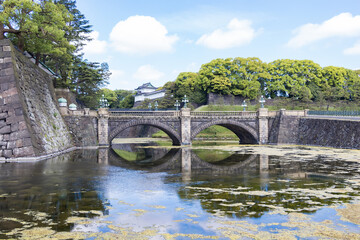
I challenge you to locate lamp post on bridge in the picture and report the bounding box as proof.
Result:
[99,94,109,108]
[148,102,152,111]
[242,100,247,112]
[259,95,265,108]
[174,99,180,111]
[182,95,189,108]
[154,101,158,111]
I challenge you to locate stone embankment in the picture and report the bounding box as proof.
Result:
[0,39,73,158]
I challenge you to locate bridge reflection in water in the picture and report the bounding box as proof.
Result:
[107,143,271,181]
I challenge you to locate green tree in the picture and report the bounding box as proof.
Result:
[0,0,73,64]
[100,88,117,108]
[230,57,263,99]
[118,94,134,108]
[266,59,323,100]
[174,72,207,104]
[48,0,92,87]
[71,58,110,108]
[198,58,232,95]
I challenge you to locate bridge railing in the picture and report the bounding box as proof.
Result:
[191,111,257,117]
[307,110,360,116]
[109,110,180,117]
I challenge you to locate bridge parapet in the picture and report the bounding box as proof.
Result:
[109,110,180,118]
[191,111,257,118]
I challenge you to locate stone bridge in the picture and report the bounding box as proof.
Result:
[62,106,360,149]
[97,108,272,146]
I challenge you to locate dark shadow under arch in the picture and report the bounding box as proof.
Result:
[191,120,258,144]
[109,119,181,145]
[108,147,181,172]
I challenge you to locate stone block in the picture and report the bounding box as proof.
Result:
[0,58,3,63]
[3,134,9,141]
[3,149,12,158]
[0,68,14,77]
[22,137,32,146]
[1,62,13,69]
[16,139,23,148]
[10,130,30,141]
[11,122,19,131]
[4,95,21,105]
[0,141,7,146]
[0,39,11,46]
[13,146,35,157]
[3,46,11,52]
[7,141,16,149]
[0,51,12,58]
[14,108,23,116]
[0,75,15,83]
[18,121,27,130]
[0,113,7,119]
[4,57,12,63]
[2,87,18,98]
[6,116,20,124]
[0,125,11,134]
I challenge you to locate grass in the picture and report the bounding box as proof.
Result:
[112,149,145,161]
[152,126,238,140]
[195,98,360,111]
[192,149,233,162]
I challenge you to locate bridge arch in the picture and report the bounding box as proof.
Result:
[108,148,181,172]
[191,151,258,173]
[191,120,258,144]
[109,119,181,145]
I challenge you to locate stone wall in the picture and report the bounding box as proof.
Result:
[276,116,300,144]
[0,39,73,158]
[207,92,245,105]
[64,116,98,147]
[298,118,360,149]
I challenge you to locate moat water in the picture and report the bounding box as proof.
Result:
[1,139,360,239]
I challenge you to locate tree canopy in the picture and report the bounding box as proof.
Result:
[0,0,111,108]
[175,57,360,103]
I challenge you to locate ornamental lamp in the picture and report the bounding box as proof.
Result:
[259,95,265,108]
[174,100,180,111]
[99,94,109,108]
[69,103,77,111]
[58,97,67,107]
[241,100,247,111]
[154,101,158,111]
[182,95,189,108]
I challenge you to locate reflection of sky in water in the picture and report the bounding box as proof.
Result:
[1,143,360,239]
[75,168,221,236]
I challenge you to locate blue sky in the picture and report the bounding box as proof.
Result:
[76,0,360,90]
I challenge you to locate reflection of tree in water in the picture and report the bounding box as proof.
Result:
[111,143,169,162]
[0,149,108,237]
[109,143,181,172]
[177,153,359,220]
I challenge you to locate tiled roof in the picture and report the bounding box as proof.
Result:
[135,82,157,90]
[135,89,166,96]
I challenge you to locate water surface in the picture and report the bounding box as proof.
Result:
[0,141,360,239]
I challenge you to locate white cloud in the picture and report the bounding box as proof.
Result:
[344,40,360,55]
[133,65,165,81]
[82,31,107,54]
[107,69,127,89]
[110,15,178,55]
[287,13,360,48]
[110,69,125,79]
[196,18,258,49]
